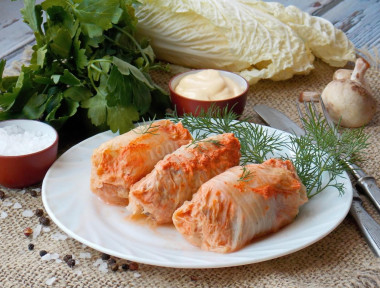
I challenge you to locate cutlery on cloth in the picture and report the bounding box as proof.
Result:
[317,97,380,213]
[253,104,380,257]
[254,101,380,213]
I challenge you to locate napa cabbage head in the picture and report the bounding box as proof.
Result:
[134,0,355,84]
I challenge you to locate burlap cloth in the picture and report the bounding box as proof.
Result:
[1,59,380,288]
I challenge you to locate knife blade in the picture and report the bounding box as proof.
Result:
[253,104,305,137]
[253,104,380,257]
[254,104,380,213]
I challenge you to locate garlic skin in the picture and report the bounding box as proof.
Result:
[321,58,377,128]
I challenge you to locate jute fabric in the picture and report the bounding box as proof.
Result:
[1,59,380,288]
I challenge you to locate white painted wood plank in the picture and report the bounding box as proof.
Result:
[0,0,379,64]
[0,0,35,59]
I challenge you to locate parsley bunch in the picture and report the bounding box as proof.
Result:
[0,0,170,133]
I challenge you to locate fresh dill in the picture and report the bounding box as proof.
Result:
[238,166,254,182]
[134,117,160,135]
[187,138,223,149]
[167,105,369,199]
[291,106,369,198]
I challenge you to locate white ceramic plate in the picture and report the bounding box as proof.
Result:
[42,125,352,269]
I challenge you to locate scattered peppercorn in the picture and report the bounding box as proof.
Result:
[121,263,129,271]
[190,276,199,281]
[101,253,110,261]
[28,243,35,251]
[129,262,139,271]
[34,208,44,217]
[39,250,48,257]
[29,190,38,197]
[39,216,50,226]
[111,264,119,272]
[108,258,116,265]
[63,254,72,263]
[23,227,33,237]
[0,190,5,200]
[67,259,76,268]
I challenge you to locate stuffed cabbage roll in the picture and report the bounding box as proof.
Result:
[128,133,241,224]
[173,159,308,253]
[90,120,192,205]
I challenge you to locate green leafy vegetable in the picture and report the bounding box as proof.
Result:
[0,0,170,133]
[169,106,369,198]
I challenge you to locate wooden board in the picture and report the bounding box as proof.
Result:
[0,0,379,65]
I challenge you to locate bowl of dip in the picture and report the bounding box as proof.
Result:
[169,69,249,116]
[0,119,58,188]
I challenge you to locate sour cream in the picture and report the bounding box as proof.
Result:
[175,69,244,101]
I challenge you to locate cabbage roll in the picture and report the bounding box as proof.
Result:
[128,133,241,224]
[90,120,192,205]
[173,159,308,253]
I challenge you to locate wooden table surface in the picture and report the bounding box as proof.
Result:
[1,0,379,64]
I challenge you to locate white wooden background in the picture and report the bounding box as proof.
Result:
[1,0,379,65]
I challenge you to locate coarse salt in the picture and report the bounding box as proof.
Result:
[33,224,42,239]
[0,125,54,156]
[93,259,104,267]
[45,277,56,286]
[134,272,141,278]
[99,262,108,273]
[2,200,12,207]
[79,252,91,259]
[73,270,83,276]
[0,211,7,219]
[22,209,34,217]
[51,232,68,241]
[13,202,22,209]
[42,227,51,232]
[41,253,52,261]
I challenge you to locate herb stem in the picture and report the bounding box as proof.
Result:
[113,25,149,69]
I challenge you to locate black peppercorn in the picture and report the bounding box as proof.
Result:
[39,216,50,226]
[35,208,43,217]
[28,243,34,251]
[121,263,129,271]
[108,258,116,265]
[67,259,76,268]
[29,190,37,197]
[39,250,48,257]
[63,254,72,263]
[110,264,119,272]
[101,253,110,261]
[0,190,5,200]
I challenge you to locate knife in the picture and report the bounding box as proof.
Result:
[254,104,380,213]
[254,104,380,257]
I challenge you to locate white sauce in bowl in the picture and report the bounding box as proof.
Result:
[175,69,244,101]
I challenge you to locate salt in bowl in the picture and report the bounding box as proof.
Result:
[0,119,58,188]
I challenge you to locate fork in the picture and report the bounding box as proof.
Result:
[297,93,380,257]
[298,92,380,214]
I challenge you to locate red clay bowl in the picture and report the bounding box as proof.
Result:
[0,119,58,188]
[169,69,249,117]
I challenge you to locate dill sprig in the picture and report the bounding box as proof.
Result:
[187,138,223,149]
[134,117,160,135]
[167,106,369,198]
[292,107,369,198]
[238,166,254,182]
